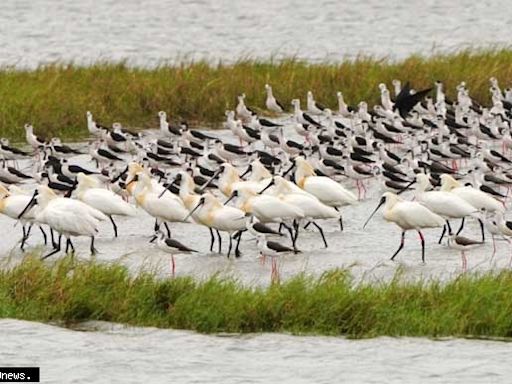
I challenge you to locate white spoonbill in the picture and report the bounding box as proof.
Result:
[413,173,479,243]
[290,156,357,230]
[0,184,44,249]
[259,176,340,248]
[128,171,189,236]
[185,193,247,257]
[75,173,137,237]
[440,174,504,241]
[18,185,107,259]
[225,187,304,250]
[363,192,445,263]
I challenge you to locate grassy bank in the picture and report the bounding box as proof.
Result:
[1,256,512,338]
[2,49,512,141]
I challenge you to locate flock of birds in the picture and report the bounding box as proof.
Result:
[2,77,512,278]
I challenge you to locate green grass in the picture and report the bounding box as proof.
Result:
[1,255,512,338]
[2,49,512,141]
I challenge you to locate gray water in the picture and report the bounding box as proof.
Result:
[1,319,510,384]
[1,0,511,68]
[0,128,507,286]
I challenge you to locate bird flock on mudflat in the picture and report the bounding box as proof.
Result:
[3,77,512,278]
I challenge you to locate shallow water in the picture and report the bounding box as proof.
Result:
[2,0,512,68]
[1,319,510,384]
[0,127,508,286]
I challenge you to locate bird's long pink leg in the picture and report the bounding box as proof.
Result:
[462,251,467,272]
[492,234,496,258]
[361,180,367,200]
[356,181,361,200]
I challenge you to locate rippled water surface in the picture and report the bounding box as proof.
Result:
[1,319,511,384]
[1,0,512,67]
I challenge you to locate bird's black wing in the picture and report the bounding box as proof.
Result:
[267,241,295,253]
[164,238,197,252]
[395,85,433,117]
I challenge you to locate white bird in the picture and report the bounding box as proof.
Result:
[413,173,479,243]
[0,184,44,249]
[24,124,46,150]
[75,173,137,237]
[364,192,445,262]
[225,187,304,249]
[86,111,109,137]
[265,84,285,114]
[185,192,247,257]
[18,185,107,259]
[440,174,504,241]
[307,91,325,115]
[260,176,340,247]
[128,171,189,236]
[292,156,357,230]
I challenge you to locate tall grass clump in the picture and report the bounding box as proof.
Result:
[2,49,512,141]
[1,256,512,338]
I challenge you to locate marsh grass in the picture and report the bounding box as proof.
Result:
[2,49,512,141]
[1,255,512,338]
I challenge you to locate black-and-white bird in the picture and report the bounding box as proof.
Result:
[447,234,483,272]
[150,231,197,277]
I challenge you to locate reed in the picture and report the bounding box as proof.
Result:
[1,49,512,141]
[1,255,512,338]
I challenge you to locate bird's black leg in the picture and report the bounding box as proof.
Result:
[50,229,58,249]
[164,222,171,238]
[154,219,159,232]
[39,226,47,245]
[334,207,343,231]
[312,221,328,248]
[216,230,222,254]
[278,223,284,234]
[456,217,465,235]
[65,238,71,253]
[304,221,312,230]
[42,237,61,260]
[109,215,118,237]
[438,225,447,244]
[391,231,406,261]
[478,218,485,242]
[293,220,300,243]
[227,235,233,258]
[20,225,27,250]
[283,224,296,248]
[446,220,452,235]
[418,230,426,263]
[90,236,98,255]
[234,230,245,258]
[209,228,215,252]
